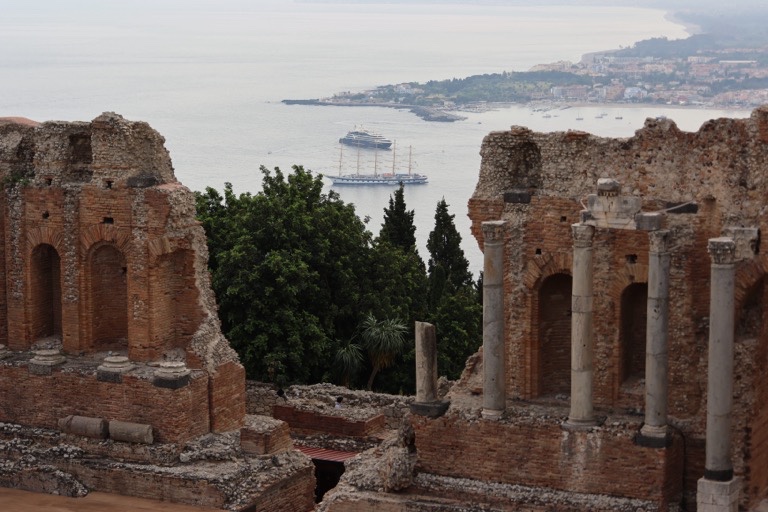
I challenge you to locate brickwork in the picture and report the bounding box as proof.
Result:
[463,108,768,510]
[0,363,210,443]
[274,404,387,437]
[0,114,264,509]
[412,413,683,507]
[0,113,244,438]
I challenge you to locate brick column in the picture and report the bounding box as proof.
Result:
[481,220,506,420]
[697,237,740,512]
[567,223,596,427]
[640,230,671,443]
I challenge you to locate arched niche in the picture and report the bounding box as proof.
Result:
[538,273,572,397]
[89,243,128,351]
[620,282,648,385]
[30,244,62,340]
[150,248,202,354]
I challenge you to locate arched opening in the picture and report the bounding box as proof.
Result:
[90,244,128,351]
[538,273,572,397]
[30,244,62,340]
[620,282,648,385]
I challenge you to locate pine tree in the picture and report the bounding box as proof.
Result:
[427,198,473,302]
[379,184,417,251]
[426,199,481,379]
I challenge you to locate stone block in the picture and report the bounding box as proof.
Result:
[697,477,740,511]
[240,415,293,455]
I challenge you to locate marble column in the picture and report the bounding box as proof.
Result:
[641,230,671,440]
[482,220,506,420]
[415,321,438,403]
[705,237,737,480]
[567,223,596,427]
[697,237,740,512]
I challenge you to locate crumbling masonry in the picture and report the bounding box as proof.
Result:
[317,107,768,511]
[0,113,315,511]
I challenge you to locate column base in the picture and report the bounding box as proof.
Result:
[562,416,602,431]
[697,476,740,512]
[636,424,672,448]
[481,408,503,420]
[410,401,450,418]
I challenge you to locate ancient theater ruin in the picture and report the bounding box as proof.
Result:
[314,107,768,512]
[0,113,315,511]
[4,107,768,512]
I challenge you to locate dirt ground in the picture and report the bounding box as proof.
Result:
[0,488,222,512]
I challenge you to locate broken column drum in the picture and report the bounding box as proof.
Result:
[482,220,506,419]
[415,321,438,403]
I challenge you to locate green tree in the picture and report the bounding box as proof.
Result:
[379,184,417,251]
[426,198,473,307]
[431,285,482,379]
[426,198,482,381]
[195,166,373,385]
[359,314,408,390]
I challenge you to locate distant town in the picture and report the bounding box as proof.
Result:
[285,29,768,122]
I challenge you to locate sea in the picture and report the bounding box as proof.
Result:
[0,0,751,275]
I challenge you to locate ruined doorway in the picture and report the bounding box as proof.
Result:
[296,446,356,503]
[30,244,62,340]
[538,273,572,396]
[620,283,647,384]
[90,244,128,351]
[313,459,345,502]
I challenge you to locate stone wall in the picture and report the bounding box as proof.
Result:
[0,113,245,442]
[463,107,768,509]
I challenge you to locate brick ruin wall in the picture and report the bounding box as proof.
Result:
[0,113,245,443]
[455,106,768,509]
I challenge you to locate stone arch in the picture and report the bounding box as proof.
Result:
[81,224,133,259]
[29,244,62,341]
[27,226,65,255]
[536,272,573,397]
[619,282,648,384]
[87,242,128,351]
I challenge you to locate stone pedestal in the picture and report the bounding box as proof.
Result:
[97,355,134,383]
[567,223,596,427]
[640,230,671,442]
[29,348,66,375]
[704,237,736,482]
[697,477,741,512]
[153,361,191,389]
[481,220,506,419]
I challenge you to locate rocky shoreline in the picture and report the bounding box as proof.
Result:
[282,99,466,122]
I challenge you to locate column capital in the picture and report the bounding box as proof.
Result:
[572,223,595,248]
[482,220,506,243]
[649,229,671,254]
[708,237,736,265]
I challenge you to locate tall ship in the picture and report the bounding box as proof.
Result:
[329,143,427,186]
[338,127,393,150]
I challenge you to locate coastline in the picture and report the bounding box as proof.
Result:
[663,9,701,37]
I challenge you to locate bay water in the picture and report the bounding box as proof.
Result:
[0,0,748,273]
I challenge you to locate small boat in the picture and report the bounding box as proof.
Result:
[338,127,392,150]
[615,116,623,120]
